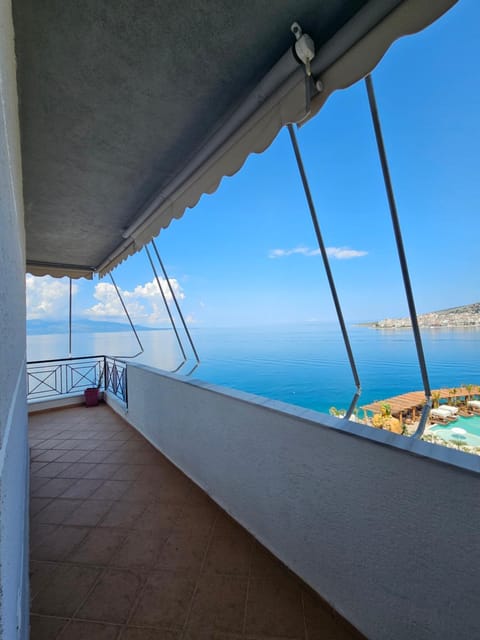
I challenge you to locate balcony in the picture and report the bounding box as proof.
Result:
[27,358,479,639]
[29,403,360,639]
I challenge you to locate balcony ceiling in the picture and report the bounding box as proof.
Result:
[13,0,456,278]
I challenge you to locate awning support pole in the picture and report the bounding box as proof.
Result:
[287,123,361,419]
[145,245,188,368]
[365,74,431,437]
[151,239,200,367]
[108,273,144,358]
[68,278,72,357]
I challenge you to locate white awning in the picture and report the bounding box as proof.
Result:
[21,0,457,279]
[96,0,456,277]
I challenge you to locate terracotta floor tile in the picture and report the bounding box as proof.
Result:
[31,449,65,463]
[84,463,121,479]
[59,478,104,499]
[31,525,89,562]
[212,514,242,537]
[156,530,210,574]
[70,440,101,451]
[101,450,134,464]
[32,564,100,617]
[30,461,48,475]
[119,627,179,640]
[32,498,82,525]
[91,441,123,452]
[34,439,64,450]
[204,528,253,576]
[30,561,59,600]
[182,631,244,640]
[68,528,126,565]
[250,543,289,579]
[134,503,180,532]
[30,497,53,517]
[57,620,120,639]
[79,449,112,463]
[154,483,192,505]
[120,440,154,452]
[57,462,98,479]
[245,576,304,638]
[303,590,359,640]
[29,405,359,640]
[30,476,51,494]
[76,568,142,624]
[112,529,169,571]
[32,478,76,499]
[130,570,196,630]
[121,482,160,503]
[30,614,68,639]
[62,499,114,527]
[99,500,148,529]
[185,574,248,636]
[127,451,161,465]
[137,465,174,484]
[51,440,84,451]
[54,449,89,463]
[175,505,219,534]
[30,523,58,549]
[70,430,101,440]
[111,465,144,481]
[90,480,132,500]
[33,461,74,478]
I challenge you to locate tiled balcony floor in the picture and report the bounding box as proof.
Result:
[29,403,362,640]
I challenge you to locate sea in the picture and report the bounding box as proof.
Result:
[27,324,480,415]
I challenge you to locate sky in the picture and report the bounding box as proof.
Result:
[27,0,479,328]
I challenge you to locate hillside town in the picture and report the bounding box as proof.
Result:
[367,302,480,329]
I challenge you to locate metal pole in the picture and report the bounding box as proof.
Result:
[108,273,144,358]
[68,277,72,357]
[364,74,432,437]
[103,355,107,392]
[145,245,188,363]
[151,239,200,365]
[287,123,361,419]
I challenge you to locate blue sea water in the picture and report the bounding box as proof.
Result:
[27,323,480,415]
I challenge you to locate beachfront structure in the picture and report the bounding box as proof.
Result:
[362,386,477,424]
[1,2,478,639]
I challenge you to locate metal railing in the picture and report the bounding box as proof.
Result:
[27,355,128,405]
[104,357,128,404]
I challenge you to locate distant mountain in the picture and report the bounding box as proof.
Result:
[365,302,480,329]
[27,319,164,335]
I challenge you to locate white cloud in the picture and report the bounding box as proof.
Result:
[26,274,78,319]
[326,247,368,259]
[268,246,367,260]
[84,277,185,325]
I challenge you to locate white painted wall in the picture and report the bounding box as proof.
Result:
[116,363,479,640]
[0,2,29,638]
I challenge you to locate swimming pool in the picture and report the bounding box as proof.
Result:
[430,415,480,447]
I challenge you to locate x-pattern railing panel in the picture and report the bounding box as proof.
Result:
[28,365,62,397]
[105,357,127,403]
[66,361,101,393]
[27,356,104,401]
[27,355,128,406]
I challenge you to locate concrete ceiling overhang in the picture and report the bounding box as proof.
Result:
[13,0,457,278]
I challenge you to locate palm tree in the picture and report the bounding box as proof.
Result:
[465,383,474,405]
[432,391,441,409]
[450,388,457,407]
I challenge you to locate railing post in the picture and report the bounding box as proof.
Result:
[103,356,107,392]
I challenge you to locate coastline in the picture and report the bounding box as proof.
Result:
[359,301,480,329]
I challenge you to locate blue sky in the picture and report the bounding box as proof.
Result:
[27,1,479,328]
